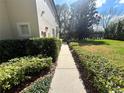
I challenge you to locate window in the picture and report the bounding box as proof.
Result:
[41,31,44,36]
[17,23,31,37]
[41,31,46,37]
[45,27,48,31]
[52,28,56,37]
[20,25,29,35]
[56,26,59,37]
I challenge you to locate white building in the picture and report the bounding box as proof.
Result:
[0,0,59,40]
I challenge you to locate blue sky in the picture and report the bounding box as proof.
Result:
[54,0,124,15]
[54,0,77,5]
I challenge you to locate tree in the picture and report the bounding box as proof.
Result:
[105,19,124,40]
[56,4,72,40]
[70,0,99,40]
[101,8,115,29]
[105,22,118,39]
[56,0,100,40]
[100,7,122,38]
[116,20,124,40]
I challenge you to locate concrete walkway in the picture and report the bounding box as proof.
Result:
[49,44,87,93]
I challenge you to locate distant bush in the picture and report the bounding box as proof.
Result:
[69,42,124,93]
[68,42,79,46]
[0,38,62,63]
[105,19,124,41]
[0,56,52,93]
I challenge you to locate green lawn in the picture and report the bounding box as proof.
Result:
[79,39,124,69]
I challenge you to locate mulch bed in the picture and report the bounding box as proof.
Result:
[6,63,57,93]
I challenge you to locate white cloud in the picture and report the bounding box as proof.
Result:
[111,15,124,22]
[96,0,106,8]
[67,0,77,4]
[119,0,124,4]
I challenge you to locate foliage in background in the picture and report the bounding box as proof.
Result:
[56,4,71,40]
[0,38,62,63]
[69,42,124,93]
[71,0,100,40]
[105,19,124,40]
[56,0,100,41]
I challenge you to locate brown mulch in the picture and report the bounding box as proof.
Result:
[6,63,57,93]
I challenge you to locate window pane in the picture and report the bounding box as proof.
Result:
[20,25,29,35]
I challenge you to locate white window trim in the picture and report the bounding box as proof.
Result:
[17,22,31,37]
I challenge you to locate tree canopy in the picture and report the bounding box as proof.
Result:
[56,0,100,40]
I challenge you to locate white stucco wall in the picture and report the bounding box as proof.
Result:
[6,0,39,39]
[0,0,58,40]
[36,0,58,38]
[0,0,12,40]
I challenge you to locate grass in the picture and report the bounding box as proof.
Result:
[79,39,124,69]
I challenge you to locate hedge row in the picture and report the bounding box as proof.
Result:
[0,38,62,63]
[20,76,52,93]
[0,56,52,93]
[69,42,124,93]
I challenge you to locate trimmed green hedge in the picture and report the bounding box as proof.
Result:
[69,42,124,93]
[20,76,52,93]
[0,56,52,93]
[0,38,62,63]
